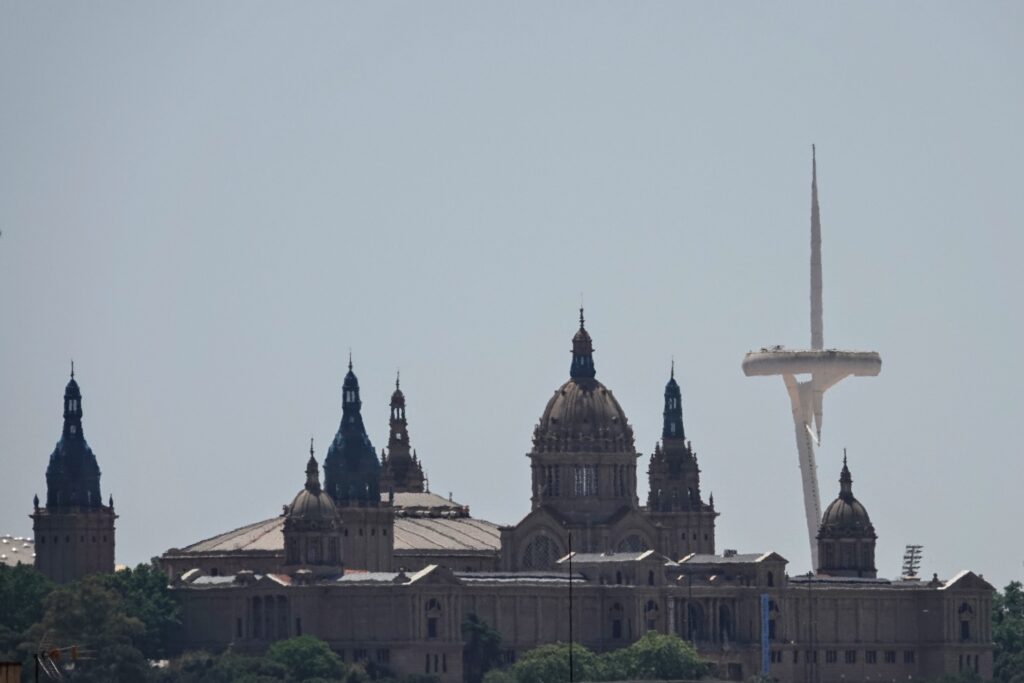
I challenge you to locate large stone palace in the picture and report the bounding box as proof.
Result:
[29,309,995,682]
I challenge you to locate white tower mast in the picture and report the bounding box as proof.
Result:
[742,148,881,571]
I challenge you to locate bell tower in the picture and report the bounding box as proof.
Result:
[32,367,117,583]
[646,362,717,557]
[380,372,425,495]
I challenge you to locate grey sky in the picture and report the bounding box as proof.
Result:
[1,2,1021,588]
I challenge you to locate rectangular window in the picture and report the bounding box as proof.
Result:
[826,650,837,664]
[885,651,896,664]
[792,651,799,664]
[295,617,302,636]
[376,649,390,663]
[236,617,243,638]
[845,650,857,664]
[428,617,438,639]
[865,650,877,664]
[353,649,367,662]
[904,651,915,664]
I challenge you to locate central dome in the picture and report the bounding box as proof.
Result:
[532,310,635,454]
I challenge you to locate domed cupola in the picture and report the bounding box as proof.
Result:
[528,309,639,523]
[323,357,381,507]
[284,440,343,574]
[46,366,103,508]
[532,309,636,455]
[816,453,877,578]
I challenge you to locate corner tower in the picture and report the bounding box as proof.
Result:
[380,373,425,495]
[646,362,717,557]
[322,357,393,571]
[31,369,116,583]
[323,357,381,507]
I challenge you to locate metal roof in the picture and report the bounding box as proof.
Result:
[169,512,500,557]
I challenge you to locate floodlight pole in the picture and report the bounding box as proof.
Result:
[568,531,574,683]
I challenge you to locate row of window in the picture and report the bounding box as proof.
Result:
[342,527,388,537]
[39,534,108,544]
[333,648,390,664]
[774,649,916,665]
[425,653,447,674]
[542,464,618,498]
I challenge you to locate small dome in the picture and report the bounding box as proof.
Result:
[818,457,875,538]
[287,448,338,524]
[287,487,337,522]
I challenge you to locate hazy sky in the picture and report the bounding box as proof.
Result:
[2,2,1021,589]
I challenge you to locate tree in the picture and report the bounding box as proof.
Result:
[265,635,345,682]
[102,562,182,659]
[610,631,712,680]
[994,581,1024,683]
[481,671,516,683]
[462,614,503,683]
[511,642,600,683]
[23,574,150,683]
[0,564,53,659]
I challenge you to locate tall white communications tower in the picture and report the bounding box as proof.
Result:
[742,147,881,570]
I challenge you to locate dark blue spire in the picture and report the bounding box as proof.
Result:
[662,361,685,440]
[323,357,381,507]
[46,371,103,508]
[570,307,596,380]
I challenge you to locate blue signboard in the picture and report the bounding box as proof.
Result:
[760,593,770,676]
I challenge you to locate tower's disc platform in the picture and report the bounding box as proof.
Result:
[742,349,881,377]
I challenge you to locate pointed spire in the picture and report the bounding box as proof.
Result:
[838,448,853,501]
[671,356,675,380]
[662,361,685,440]
[305,438,322,494]
[570,307,596,379]
[348,349,353,372]
[810,144,824,350]
[70,359,75,379]
[395,369,400,391]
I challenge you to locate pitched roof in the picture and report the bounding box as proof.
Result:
[166,513,501,557]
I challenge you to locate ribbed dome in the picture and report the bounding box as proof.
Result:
[533,377,635,454]
[286,449,338,526]
[288,488,338,522]
[818,457,875,538]
[820,496,873,533]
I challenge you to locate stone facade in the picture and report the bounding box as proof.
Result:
[163,313,996,681]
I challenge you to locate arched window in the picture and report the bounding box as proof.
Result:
[959,603,974,641]
[687,602,706,641]
[615,534,649,553]
[426,598,442,639]
[610,603,624,639]
[645,600,659,631]
[521,535,559,570]
[718,604,734,642]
